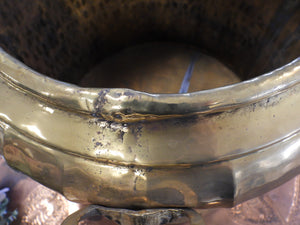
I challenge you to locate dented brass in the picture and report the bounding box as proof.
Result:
[0,47,299,209]
[0,0,299,224]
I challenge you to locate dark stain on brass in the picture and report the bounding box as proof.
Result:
[0,1,299,225]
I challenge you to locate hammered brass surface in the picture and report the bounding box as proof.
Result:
[0,0,299,212]
[0,0,299,83]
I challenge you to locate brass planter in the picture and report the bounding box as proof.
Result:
[0,0,299,223]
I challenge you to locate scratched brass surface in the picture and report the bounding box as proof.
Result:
[0,0,299,212]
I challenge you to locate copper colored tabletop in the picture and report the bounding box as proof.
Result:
[1,157,300,225]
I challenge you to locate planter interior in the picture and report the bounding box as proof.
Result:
[0,0,299,88]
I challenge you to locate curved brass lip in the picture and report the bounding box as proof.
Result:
[1,47,300,208]
[2,115,300,169]
[0,48,299,121]
[1,91,299,167]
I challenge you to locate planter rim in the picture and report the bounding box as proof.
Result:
[0,48,299,121]
[0,48,300,208]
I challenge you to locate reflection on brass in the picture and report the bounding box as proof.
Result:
[0,44,299,209]
[0,0,299,225]
[62,205,204,225]
[3,158,300,225]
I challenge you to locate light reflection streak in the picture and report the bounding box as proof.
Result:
[282,138,300,160]
[99,163,129,177]
[39,104,55,114]
[113,167,129,177]
[80,97,94,104]
[106,94,128,101]
[258,138,300,169]
[22,124,46,140]
[43,107,54,114]
[134,169,146,180]
[0,113,12,122]
[41,91,50,96]
[112,105,122,110]
[78,90,98,96]
[94,148,125,160]
[65,88,74,93]
[109,150,125,159]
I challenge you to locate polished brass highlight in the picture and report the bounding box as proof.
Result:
[0,47,299,209]
[0,1,299,224]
